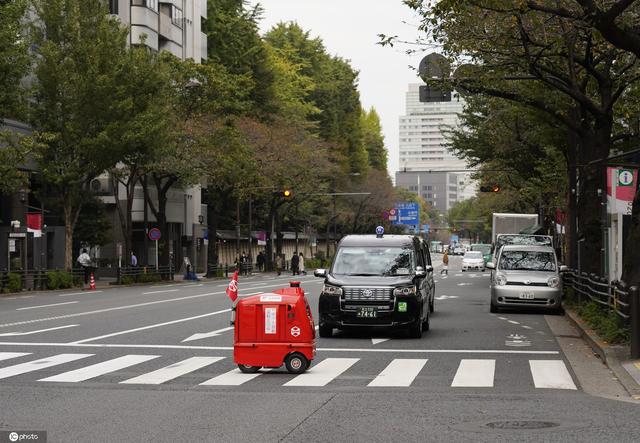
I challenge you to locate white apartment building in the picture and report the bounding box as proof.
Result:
[397,83,475,211]
[109,0,207,63]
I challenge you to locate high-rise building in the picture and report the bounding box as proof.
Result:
[110,0,207,63]
[396,84,475,211]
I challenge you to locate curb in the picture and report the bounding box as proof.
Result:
[564,308,640,398]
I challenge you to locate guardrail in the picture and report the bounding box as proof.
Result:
[563,269,640,358]
[117,265,174,285]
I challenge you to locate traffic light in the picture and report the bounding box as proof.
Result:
[273,189,293,198]
[479,185,501,193]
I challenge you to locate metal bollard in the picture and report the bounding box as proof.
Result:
[630,286,640,359]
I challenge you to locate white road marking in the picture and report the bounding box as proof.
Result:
[201,368,269,386]
[149,284,178,289]
[521,325,533,329]
[284,358,359,387]
[457,283,472,286]
[0,341,562,354]
[529,360,577,390]
[179,284,203,288]
[0,325,78,337]
[142,289,180,295]
[39,354,160,382]
[371,338,390,345]
[121,357,224,385]
[238,291,264,298]
[59,291,103,297]
[368,359,427,387]
[0,282,298,330]
[70,308,232,344]
[508,320,520,325]
[182,327,234,342]
[0,354,94,380]
[17,301,78,311]
[435,295,459,300]
[455,274,463,277]
[451,359,495,387]
[498,317,507,320]
[0,352,31,362]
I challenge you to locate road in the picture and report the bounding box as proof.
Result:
[0,255,638,442]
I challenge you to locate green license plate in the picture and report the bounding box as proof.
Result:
[356,307,378,318]
[398,302,407,312]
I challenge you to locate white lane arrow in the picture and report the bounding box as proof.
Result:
[182,326,234,343]
[371,338,390,345]
[0,324,78,337]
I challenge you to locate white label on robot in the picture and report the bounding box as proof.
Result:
[260,295,282,302]
[265,307,277,334]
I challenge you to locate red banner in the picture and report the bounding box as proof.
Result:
[26,213,42,237]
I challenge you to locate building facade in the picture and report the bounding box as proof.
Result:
[397,83,475,211]
[110,0,207,63]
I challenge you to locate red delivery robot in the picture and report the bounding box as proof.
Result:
[233,281,316,374]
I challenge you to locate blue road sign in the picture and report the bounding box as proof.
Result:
[376,226,385,236]
[148,228,161,242]
[422,224,430,233]
[392,202,420,226]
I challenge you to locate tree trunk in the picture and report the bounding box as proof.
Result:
[64,205,74,272]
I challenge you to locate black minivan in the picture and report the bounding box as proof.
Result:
[314,234,435,338]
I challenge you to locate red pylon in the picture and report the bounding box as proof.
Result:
[89,272,96,290]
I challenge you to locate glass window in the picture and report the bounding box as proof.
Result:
[172,5,183,27]
[331,247,416,276]
[144,0,158,12]
[498,251,556,271]
[464,251,483,259]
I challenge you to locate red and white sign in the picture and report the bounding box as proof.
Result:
[26,213,42,238]
[607,168,638,215]
[290,326,301,337]
[226,270,239,302]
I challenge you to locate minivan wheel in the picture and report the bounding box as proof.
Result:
[408,318,423,338]
[490,301,499,313]
[318,323,333,338]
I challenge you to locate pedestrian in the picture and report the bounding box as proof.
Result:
[77,248,92,285]
[256,251,264,272]
[130,251,138,268]
[291,252,300,275]
[299,252,306,275]
[275,254,283,276]
[441,250,449,275]
[241,251,249,276]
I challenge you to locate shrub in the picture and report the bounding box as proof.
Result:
[121,276,135,285]
[57,271,74,289]
[137,273,161,283]
[46,271,60,290]
[7,272,22,293]
[576,301,630,344]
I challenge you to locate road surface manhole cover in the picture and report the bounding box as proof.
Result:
[485,421,559,430]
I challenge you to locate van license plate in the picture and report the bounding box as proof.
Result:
[519,293,535,300]
[356,307,377,318]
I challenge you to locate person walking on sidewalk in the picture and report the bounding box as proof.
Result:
[275,253,283,276]
[77,249,92,285]
[291,252,300,275]
[299,252,306,275]
[441,250,449,275]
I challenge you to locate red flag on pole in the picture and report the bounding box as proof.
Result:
[26,213,43,238]
[226,270,239,302]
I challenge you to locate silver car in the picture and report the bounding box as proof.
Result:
[462,251,485,272]
[486,245,566,313]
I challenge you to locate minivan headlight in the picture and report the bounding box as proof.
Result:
[394,285,417,296]
[322,284,343,296]
[547,276,560,288]
[495,273,507,286]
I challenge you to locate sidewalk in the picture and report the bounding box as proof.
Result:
[564,308,640,399]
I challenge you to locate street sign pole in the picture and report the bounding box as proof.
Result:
[155,239,159,272]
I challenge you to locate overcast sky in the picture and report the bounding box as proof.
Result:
[249,0,426,178]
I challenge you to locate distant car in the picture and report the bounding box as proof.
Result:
[462,251,485,272]
[470,244,492,264]
[487,245,567,314]
[453,246,465,255]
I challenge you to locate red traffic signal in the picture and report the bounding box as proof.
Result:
[479,185,501,193]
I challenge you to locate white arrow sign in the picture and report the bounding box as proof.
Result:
[182,326,234,343]
[371,338,390,345]
[0,324,78,337]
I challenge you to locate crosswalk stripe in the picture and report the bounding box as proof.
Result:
[451,359,495,387]
[200,368,268,386]
[0,352,31,362]
[39,355,159,383]
[368,359,428,387]
[284,358,359,387]
[529,360,577,390]
[121,357,224,385]
[0,354,94,380]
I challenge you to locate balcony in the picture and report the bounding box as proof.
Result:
[131,6,159,50]
[159,11,183,44]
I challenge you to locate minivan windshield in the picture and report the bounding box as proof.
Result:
[464,251,483,259]
[498,250,556,271]
[332,246,415,276]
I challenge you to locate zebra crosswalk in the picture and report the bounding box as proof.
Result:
[0,351,578,391]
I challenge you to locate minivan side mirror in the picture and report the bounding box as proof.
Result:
[559,265,568,272]
[314,269,327,278]
[415,266,426,277]
[486,262,496,269]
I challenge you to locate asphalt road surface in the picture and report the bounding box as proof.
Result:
[0,255,638,442]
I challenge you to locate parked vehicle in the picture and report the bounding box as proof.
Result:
[492,213,539,244]
[314,233,435,338]
[462,251,485,272]
[487,245,567,314]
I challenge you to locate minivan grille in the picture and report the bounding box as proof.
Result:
[343,287,393,301]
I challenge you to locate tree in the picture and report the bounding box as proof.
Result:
[360,107,388,171]
[0,0,30,120]
[29,0,129,270]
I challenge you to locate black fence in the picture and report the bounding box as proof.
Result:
[117,265,174,285]
[563,270,640,358]
[0,268,89,292]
